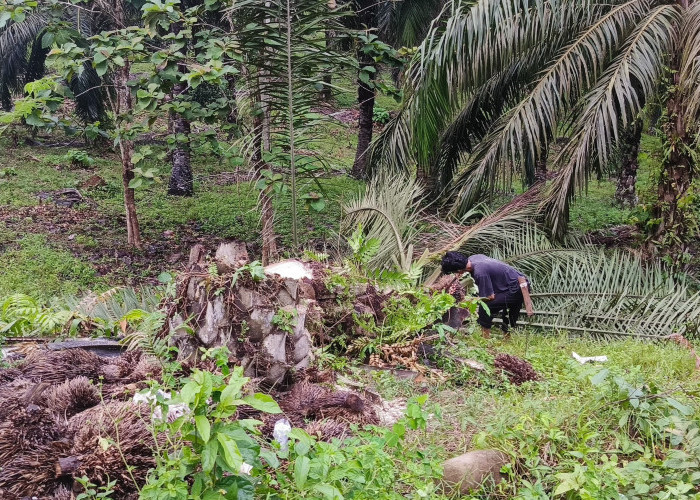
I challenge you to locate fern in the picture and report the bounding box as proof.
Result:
[0,294,71,336]
[120,309,172,360]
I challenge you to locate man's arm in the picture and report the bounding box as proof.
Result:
[518,276,534,316]
[476,274,494,301]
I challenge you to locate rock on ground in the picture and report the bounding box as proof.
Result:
[442,449,509,494]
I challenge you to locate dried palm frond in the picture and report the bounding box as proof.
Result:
[43,376,101,419]
[0,441,72,498]
[494,353,539,385]
[21,349,102,383]
[0,396,65,464]
[69,402,160,496]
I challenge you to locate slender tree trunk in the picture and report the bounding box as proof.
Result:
[112,0,141,248]
[253,84,277,264]
[320,29,334,101]
[116,62,142,249]
[615,119,642,208]
[168,80,193,196]
[260,187,277,265]
[351,56,375,179]
[649,46,694,262]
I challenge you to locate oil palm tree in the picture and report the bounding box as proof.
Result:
[373,0,700,254]
[0,5,107,121]
[348,0,445,179]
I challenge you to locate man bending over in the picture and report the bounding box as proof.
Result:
[440,252,534,338]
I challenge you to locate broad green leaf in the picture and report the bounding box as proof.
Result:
[201,438,218,473]
[312,483,344,500]
[219,373,248,407]
[241,394,282,414]
[179,381,198,405]
[294,456,311,490]
[195,415,211,443]
[216,433,243,472]
[590,368,609,386]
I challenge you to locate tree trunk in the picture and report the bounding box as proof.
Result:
[649,49,694,263]
[114,62,142,249]
[351,58,375,179]
[168,83,193,196]
[0,83,11,111]
[615,119,642,208]
[252,82,277,264]
[320,30,334,101]
[113,0,141,249]
[260,187,277,265]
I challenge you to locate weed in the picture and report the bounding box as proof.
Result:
[373,106,390,125]
[63,149,95,168]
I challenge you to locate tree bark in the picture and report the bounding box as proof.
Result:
[115,62,142,249]
[168,82,193,196]
[649,49,694,262]
[260,187,277,265]
[351,58,375,179]
[112,0,141,249]
[615,119,642,208]
[252,81,277,264]
[320,30,334,101]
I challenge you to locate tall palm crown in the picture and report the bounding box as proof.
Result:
[373,0,700,239]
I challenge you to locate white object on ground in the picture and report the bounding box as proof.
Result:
[264,260,313,280]
[572,352,608,364]
[273,418,292,451]
[133,389,189,422]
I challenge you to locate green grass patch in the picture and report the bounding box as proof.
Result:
[0,234,103,299]
[353,330,700,498]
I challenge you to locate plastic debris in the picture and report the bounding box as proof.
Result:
[133,389,189,422]
[273,418,292,451]
[264,260,313,280]
[572,352,608,364]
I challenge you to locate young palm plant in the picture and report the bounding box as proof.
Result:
[230,0,349,256]
[372,0,700,257]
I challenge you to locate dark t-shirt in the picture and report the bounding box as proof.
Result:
[469,254,527,297]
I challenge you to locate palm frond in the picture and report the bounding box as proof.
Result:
[542,4,680,238]
[372,0,593,175]
[0,13,50,97]
[69,61,106,123]
[342,171,425,269]
[679,1,700,125]
[447,0,653,216]
[377,0,446,47]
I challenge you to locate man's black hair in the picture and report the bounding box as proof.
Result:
[441,251,468,275]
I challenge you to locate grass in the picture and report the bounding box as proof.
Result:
[0,233,103,299]
[350,329,700,498]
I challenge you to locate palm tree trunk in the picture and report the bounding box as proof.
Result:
[252,81,277,264]
[649,48,694,262]
[167,81,193,196]
[0,83,11,111]
[351,55,375,179]
[615,119,642,208]
[260,186,277,265]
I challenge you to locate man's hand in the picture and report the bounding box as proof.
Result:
[480,294,495,301]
